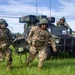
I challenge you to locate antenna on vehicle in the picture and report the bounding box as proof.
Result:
[36,0,38,16]
[49,0,51,17]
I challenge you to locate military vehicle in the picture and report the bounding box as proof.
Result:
[14,15,75,61]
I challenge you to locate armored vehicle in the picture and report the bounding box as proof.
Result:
[14,15,75,59]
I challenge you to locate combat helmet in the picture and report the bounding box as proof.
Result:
[0,18,8,27]
[39,18,48,27]
[60,17,65,22]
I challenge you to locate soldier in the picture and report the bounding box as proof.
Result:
[26,18,57,69]
[0,18,13,70]
[56,17,71,28]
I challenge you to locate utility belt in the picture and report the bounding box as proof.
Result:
[31,40,45,47]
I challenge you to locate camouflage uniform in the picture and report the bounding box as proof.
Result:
[26,18,57,69]
[0,18,13,70]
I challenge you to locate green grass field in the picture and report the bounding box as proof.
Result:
[0,45,75,75]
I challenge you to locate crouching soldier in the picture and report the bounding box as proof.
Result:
[25,18,57,69]
[0,18,13,70]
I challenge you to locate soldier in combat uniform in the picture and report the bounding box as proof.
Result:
[56,17,71,28]
[0,18,13,70]
[26,18,57,69]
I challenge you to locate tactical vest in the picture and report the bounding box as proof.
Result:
[31,27,50,47]
[0,28,9,44]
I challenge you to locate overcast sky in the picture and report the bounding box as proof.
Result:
[0,0,75,33]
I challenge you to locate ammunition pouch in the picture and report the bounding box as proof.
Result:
[31,40,45,47]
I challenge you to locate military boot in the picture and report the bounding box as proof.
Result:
[0,58,4,62]
[0,54,5,62]
[38,66,43,70]
[6,66,12,70]
[25,61,30,67]
[38,64,43,70]
[25,53,36,67]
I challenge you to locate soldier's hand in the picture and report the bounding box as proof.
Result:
[27,40,32,45]
[53,47,57,53]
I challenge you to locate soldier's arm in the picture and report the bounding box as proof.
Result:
[7,28,13,44]
[27,26,38,44]
[64,22,70,28]
[8,30,13,40]
[50,37,57,52]
[56,20,60,26]
[47,32,57,52]
[27,26,35,41]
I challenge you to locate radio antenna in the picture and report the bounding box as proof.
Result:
[36,0,38,16]
[49,0,51,17]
